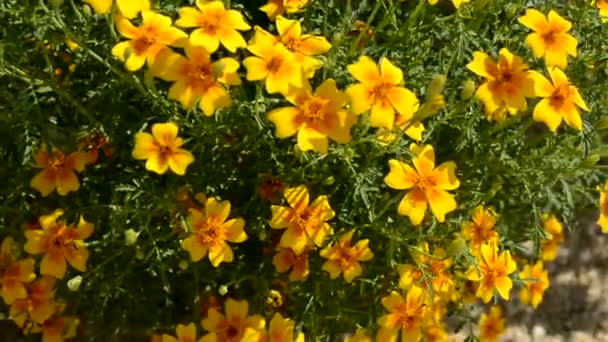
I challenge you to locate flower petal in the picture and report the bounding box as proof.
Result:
[398,189,428,225]
[533,99,562,132]
[222,218,247,243]
[347,56,380,84]
[518,9,549,32]
[267,107,302,138]
[384,159,417,190]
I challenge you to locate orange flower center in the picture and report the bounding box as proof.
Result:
[282,36,300,52]
[197,221,221,245]
[394,304,421,330]
[372,83,393,102]
[303,98,329,123]
[267,56,284,73]
[482,264,506,287]
[336,246,356,268]
[496,66,513,83]
[415,175,435,194]
[541,30,558,45]
[49,154,66,171]
[199,12,222,34]
[481,320,502,338]
[549,84,571,108]
[133,33,157,54]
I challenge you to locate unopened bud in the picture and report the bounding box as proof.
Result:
[446,237,467,258]
[67,275,83,291]
[594,119,608,131]
[218,285,228,296]
[581,154,600,168]
[124,229,140,246]
[179,260,189,270]
[427,74,446,98]
[461,80,476,100]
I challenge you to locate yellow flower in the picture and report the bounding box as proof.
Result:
[112,11,187,72]
[320,230,373,283]
[519,261,549,309]
[540,214,564,261]
[260,0,310,20]
[132,122,195,175]
[0,237,36,305]
[466,48,535,121]
[397,243,454,299]
[201,298,266,342]
[376,286,429,342]
[478,306,505,342]
[9,276,57,327]
[272,247,310,282]
[267,79,356,154]
[465,241,516,303]
[30,145,88,197]
[181,198,247,267]
[243,38,302,94]
[162,322,197,342]
[346,56,419,129]
[345,328,371,342]
[450,0,471,8]
[24,210,94,279]
[518,9,577,69]
[152,44,241,116]
[598,181,608,233]
[84,0,149,18]
[384,144,460,225]
[461,205,499,253]
[254,17,331,77]
[530,67,589,132]
[269,185,334,255]
[29,303,80,342]
[422,324,448,342]
[598,0,608,21]
[176,0,250,53]
[267,313,305,342]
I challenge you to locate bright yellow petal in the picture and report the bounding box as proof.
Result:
[369,101,395,129]
[467,51,496,79]
[182,236,208,262]
[64,245,89,272]
[208,242,233,267]
[379,58,403,85]
[426,188,457,222]
[346,84,373,115]
[430,161,460,190]
[284,185,310,212]
[547,10,572,32]
[544,48,568,69]
[384,159,417,190]
[222,218,247,243]
[268,107,302,138]
[190,29,220,53]
[397,189,427,225]
[84,0,112,15]
[518,9,549,32]
[297,127,329,153]
[117,0,150,19]
[30,169,57,197]
[298,35,332,55]
[387,87,419,117]
[270,206,291,229]
[41,252,67,278]
[243,57,269,81]
[529,71,554,97]
[199,84,231,116]
[533,99,562,132]
[347,56,380,84]
[218,28,247,53]
[152,122,179,146]
[168,150,195,175]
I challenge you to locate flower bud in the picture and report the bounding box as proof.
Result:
[446,237,467,258]
[427,74,446,98]
[581,154,600,168]
[124,229,140,246]
[594,119,608,131]
[461,80,476,100]
[67,275,83,291]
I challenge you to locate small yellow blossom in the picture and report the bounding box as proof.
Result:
[112,11,187,72]
[162,322,197,342]
[201,298,266,342]
[597,181,608,233]
[519,261,549,309]
[398,243,454,299]
[29,304,80,342]
[243,38,303,94]
[269,185,334,254]
[345,327,371,342]
[320,230,373,283]
[478,306,505,342]
[30,145,88,197]
[9,276,57,327]
[181,198,247,267]
[0,237,36,305]
[461,205,499,253]
[176,0,250,53]
[272,247,310,282]
[267,79,356,154]
[267,313,305,342]
[84,0,149,18]
[24,209,94,279]
[132,122,195,175]
[598,0,608,21]
[260,0,310,20]
[384,144,460,225]
[376,286,429,342]
[518,9,577,69]
[529,67,589,132]
[152,44,241,116]
[540,214,564,261]
[465,241,516,303]
[466,48,535,121]
[346,56,419,129]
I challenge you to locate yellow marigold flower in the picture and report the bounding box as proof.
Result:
[346,56,419,129]
[29,303,80,342]
[466,48,535,120]
[478,306,505,342]
[450,0,471,8]
[272,247,310,282]
[345,327,371,342]
[0,237,36,305]
[519,261,549,309]
[112,11,187,72]
[182,198,247,267]
[384,144,460,225]
[465,241,516,303]
[162,322,197,342]
[376,286,429,342]
[598,0,608,21]
[518,9,577,69]
[84,0,149,18]
[24,210,94,279]
[9,276,56,327]
[260,0,309,20]
[267,79,356,154]
[422,324,448,342]
[30,145,88,197]
[540,214,564,261]
[152,44,241,116]
[176,0,250,53]
[269,185,335,255]
[398,243,453,299]
[320,230,373,283]
[132,122,195,175]
[598,181,608,233]
[254,17,331,77]
[529,67,589,132]
[461,205,499,253]
[267,313,305,342]
[243,38,302,94]
[201,298,266,342]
